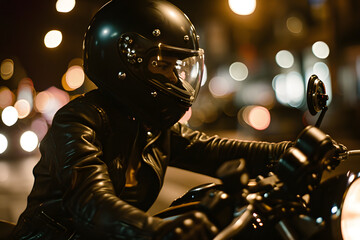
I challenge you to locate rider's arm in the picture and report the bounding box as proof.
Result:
[169,122,292,178]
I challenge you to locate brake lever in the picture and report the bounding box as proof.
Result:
[333,149,360,169]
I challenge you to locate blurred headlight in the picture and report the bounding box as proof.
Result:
[0,133,8,154]
[341,177,360,240]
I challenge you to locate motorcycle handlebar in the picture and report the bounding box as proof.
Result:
[348,150,360,156]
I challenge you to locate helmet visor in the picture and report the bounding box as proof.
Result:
[146,43,204,106]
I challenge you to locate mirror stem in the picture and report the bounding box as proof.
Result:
[315,106,328,128]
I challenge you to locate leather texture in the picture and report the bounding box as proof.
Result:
[11,89,291,239]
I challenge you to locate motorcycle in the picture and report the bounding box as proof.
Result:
[154,75,360,240]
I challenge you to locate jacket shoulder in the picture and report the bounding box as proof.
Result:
[51,90,129,138]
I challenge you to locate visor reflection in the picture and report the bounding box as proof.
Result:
[145,43,204,105]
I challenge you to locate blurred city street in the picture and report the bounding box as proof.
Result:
[0,154,39,223]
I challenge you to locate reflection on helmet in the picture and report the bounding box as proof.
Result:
[146,44,204,106]
[83,0,204,128]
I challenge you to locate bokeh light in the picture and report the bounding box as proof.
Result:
[14,99,31,119]
[20,131,39,152]
[285,72,305,107]
[35,91,51,113]
[56,0,76,13]
[341,177,360,240]
[228,0,256,15]
[286,16,303,34]
[61,73,72,91]
[1,106,18,126]
[239,105,271,130]
[0,134,8,154]
[272,74,286,104]
[64,65,85,90]
[229,62,248,81]
[17,78,34,108]
[0,59,14,80]
[272,72,304,108]
[275,50,294,68]
[312,41,330,59]
[0,87,15,109]
[313,62,330,80]
[209,76,233,98]
[35,87,70,123]
[44,30,63,48]
[248,106,271,130]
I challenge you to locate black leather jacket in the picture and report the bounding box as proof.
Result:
[12,89,291,239]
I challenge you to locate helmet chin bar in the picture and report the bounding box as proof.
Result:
[149,78,194,107]
[143,91,189,129]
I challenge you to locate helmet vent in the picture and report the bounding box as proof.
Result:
[152,29,161,37]
[151,91,158,97]
[119,34,137,64]
[117,72,126,80]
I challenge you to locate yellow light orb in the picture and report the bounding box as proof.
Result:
[56,0,76,13]
[14,99,31,119]
[20,131,39,152]
[0,59,14,80]
[1,106,18,126]
[229,0,256,16]
[65,65,85,90]
[44,30,63,48]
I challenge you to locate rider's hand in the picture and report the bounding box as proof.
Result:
[154,211,218,240]
[329,139,348,169]
[334,142,348,159]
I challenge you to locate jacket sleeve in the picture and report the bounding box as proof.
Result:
[45,101,161,239]
[169,122,292,178]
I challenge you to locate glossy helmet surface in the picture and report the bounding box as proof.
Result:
[83,0,204,128]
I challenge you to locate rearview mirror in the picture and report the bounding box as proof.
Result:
[307,74,328,115]
[306,74,328,127]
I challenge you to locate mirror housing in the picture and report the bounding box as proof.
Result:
[307,74,328,115]
[307,74,329,127]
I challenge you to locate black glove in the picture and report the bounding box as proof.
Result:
[335,143,348,160]
[154,211,218,240]
[328,139,348,170]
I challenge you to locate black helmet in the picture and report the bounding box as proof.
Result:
[83,0,204,128]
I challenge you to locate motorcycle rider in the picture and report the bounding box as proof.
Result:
[10,0,324,239]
